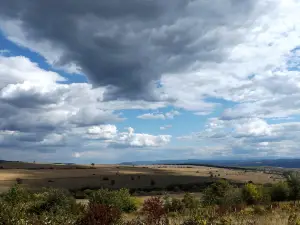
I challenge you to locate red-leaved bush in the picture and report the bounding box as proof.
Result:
[78,204,121,225]
[142,197,166,225]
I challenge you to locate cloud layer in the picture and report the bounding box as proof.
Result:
[0,0,300,162]
[0,0,267,100]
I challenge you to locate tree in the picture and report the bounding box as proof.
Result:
[285,172,300,202]
[270,181,290,202]
[220,188,244,210]
[91,163,95,167]
[241,183,269,205]
[182,193,201,210]
[202,180,232,205]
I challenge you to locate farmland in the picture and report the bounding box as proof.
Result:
[0,161,282,194]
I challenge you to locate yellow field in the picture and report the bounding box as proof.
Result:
[0,162,282,193]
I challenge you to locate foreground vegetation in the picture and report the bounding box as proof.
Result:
[1,172,300,225]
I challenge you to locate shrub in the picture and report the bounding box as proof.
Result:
[202,180,232,206]
[163,196,185,213]
[83,189,93,197]
[28,188,78,215]
[182,193,201,210]
[77,204,121,225]
[220,188,244,211]
[285,172,300,202]
[142,197,166,225]
[242,183,269,205]
[88,188,137,213]
[270,181,290,202]
[0,200,29,225]
[2,185,32,205]
[0,187,83,225]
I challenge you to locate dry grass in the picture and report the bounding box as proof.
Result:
[0,162,282,193]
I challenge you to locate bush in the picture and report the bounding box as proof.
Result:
[220,187,244,210]
[77,204,121,225]
[142,197,166,225]
[270,181,290,202]
[88,188,137,213]
[182,193,201,210]
[202,180,232,205]
[0,186,83,225]
[28,188,78,215]
[1,185,32,205]
[83,189,94,197]
[163,196,185,213]
[242,183,270,205]
[285,172,300,202]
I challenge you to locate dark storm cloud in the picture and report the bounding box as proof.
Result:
[0,0,258,100]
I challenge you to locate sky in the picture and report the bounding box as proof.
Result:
[0,0,300,163]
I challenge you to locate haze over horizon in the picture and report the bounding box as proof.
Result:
[0,0,300,164]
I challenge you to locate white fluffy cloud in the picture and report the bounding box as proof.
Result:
[1,0,300,161]
[84,126,171,148]
[111,127,171,148]
[179,117,300,158]
[234,118,273,137]
[0,56,65,88]
[86,125,118,140]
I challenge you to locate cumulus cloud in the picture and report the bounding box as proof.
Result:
[83,125,171,148]
[0,0,268,100]
[109,127,171,148]
[179,117,300,158]
[1,0,300,161]
[0,54,172,156]
[0,56,65,88]
[86,125,118,140]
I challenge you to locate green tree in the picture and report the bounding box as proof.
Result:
[242,183,270,205]
[220,187,244,209]
[88,188,138,213]
[202,180,232,205]
[270,181,290,202]
[285,172,300,202]
[182,193,201,210]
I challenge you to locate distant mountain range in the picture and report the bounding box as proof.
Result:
[121,158,300,169]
